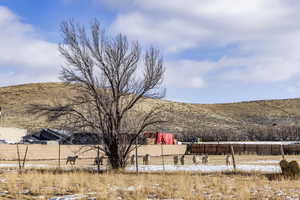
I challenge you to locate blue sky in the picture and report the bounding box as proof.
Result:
[1,0,300,103]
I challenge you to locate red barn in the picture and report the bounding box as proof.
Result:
[144,132,176,144]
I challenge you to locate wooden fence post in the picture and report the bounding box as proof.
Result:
[16,144,22,172]
[256,145,258,155]
[58,143,61,169]
[230,145,236,171]
[22,145,28,169]
[280,144,285,160]
[135,138,139,175]
[97,145,100,174]
[161,143,165,172]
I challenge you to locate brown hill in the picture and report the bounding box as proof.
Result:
[1,82,300,134]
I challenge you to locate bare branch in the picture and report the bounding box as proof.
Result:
[30,19,166,169]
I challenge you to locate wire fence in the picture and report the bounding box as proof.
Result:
[0,144,297,172]
[189,144,300,155]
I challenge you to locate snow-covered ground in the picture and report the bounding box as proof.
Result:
[126,164,281,173]
[50,193,96,200]
[0,161,283,173]
[0,163,282,173]
[247,160,280,164]
[0,163,49,168]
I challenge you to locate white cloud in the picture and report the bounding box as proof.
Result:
[0,6,61,86]
[110,0,300,86]
[165,60,217,88]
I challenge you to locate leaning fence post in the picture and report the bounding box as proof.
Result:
[22,145,28,169]
[230,145,236,171]
[280,144,285,160]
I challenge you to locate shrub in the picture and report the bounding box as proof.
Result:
[289,161,300,177]
[279,159,289,175]
[279,160,300,178]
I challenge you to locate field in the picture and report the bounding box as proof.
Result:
[0,145,298,199]
[0,170,299,199]
[0,146,298,199]
[0,148,299,199]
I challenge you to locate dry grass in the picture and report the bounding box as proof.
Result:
[2,82,300,132]
[0,170,299,199]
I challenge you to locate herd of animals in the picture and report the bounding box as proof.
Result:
[65,154,233,166]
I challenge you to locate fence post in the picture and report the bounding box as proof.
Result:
[22,145,28,169]
[97,145,100,174]
[16,144,22,172]
[58,143,61,169]
[161,143,165,172]
[230,145,236,171]
[256,145,258,155]
[135,138,138,175]
[280,144,285,160]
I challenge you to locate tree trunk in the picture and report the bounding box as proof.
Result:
[108,145,127,169]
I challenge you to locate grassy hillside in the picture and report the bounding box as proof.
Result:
[1,82,300,133]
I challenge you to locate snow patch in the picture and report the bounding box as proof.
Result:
[0,163,49,168]
[126,165,281,173]
[248,160,280,164]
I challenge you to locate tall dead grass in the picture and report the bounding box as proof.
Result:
[0,170,299,199]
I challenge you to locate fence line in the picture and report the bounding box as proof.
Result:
[189,144,300,155]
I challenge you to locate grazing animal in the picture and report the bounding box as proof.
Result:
[192,155,201,164]
[173,155,179,165]
[143,154,150,165]
[226,155,231,166]
[66,155,78,165]
[130,154,136,165]
[94,156,104,165]
[180,155,185,165]
[202,154,208,165]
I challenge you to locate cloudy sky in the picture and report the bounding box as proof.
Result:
[1,0,300,103]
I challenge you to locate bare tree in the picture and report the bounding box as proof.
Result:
[30,20,166,169]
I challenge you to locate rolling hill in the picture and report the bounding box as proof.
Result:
[1,82,300,134]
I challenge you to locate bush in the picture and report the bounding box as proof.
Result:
[289,161,300,176]
[279,160,300,178]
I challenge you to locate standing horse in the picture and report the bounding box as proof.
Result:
[180,155,185,165]
[143,154,150,165]
[173,155,179,165]
[66,155,78,165]
[202,154,208,164]
[94,156,104,166]
[130,154,136,165]
[226,154,231,166]
[192,155,201,164]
